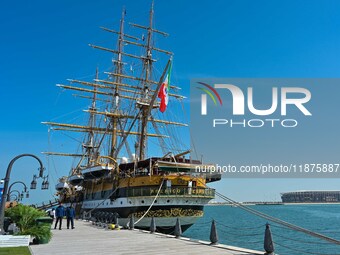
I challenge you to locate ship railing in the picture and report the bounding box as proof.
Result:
[126,187,215,198]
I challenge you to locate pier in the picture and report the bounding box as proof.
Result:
[30,220,263,255]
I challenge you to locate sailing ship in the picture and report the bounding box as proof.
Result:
[43,3,220,233]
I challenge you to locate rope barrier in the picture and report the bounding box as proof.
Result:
[271,224,340,235]
[214,219,265,231]
[272,232,338,245]
[216,226,263,237]
[274,241,340,255]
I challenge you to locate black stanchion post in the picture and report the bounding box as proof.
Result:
[174,218,182,238]
[150,216,156,233]
[129,215,134,230]
[210,219,218,245]
[264,223,275,255]
[114,214,119,229]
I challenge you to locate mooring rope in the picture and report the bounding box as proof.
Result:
[134,180,164,225]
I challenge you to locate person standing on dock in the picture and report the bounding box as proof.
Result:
[49,208,55,223]
[66,204,75,229]
[54,203,65,230]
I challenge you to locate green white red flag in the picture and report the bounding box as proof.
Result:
[158,62,172,113]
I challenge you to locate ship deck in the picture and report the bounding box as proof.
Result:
[30,220,263,255]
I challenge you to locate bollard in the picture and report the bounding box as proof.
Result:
[108,213,114,224]
[97,212,102,226]
[150,216,156,233]
[129,215,134,230]
[264,223,275,254]
[174,218,182,238]
[103,212,109,228]
[114,214,118,224]
[114,215,120,229]
[210,219,218,245]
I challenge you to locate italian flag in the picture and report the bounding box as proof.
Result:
[158,62,172,113]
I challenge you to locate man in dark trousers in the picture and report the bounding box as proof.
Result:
[54,202,65,230]
[66,204,76,229]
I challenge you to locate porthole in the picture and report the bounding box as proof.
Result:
[120,201,123,205]
[141,200,145,204]
[167,200,170,203]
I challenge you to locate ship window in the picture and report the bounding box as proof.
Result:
[154,200,157,203]
[167,200,170,203]
[129,201,132,204]
[141,200,144,204]
[120,201,123,205]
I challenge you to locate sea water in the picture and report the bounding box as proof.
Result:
[184,204,340,255]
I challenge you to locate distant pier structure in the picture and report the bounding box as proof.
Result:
[281,190,340,203]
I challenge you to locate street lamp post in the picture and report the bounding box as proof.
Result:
[0,154,45,234]
[7,181,29,202]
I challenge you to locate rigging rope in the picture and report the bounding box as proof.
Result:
[194,176,340,245]
[214,191,340,245]
[134,179,164,225]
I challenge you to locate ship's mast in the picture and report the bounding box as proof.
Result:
[84,68,98,165]
[110,7,126,159]
[42,3,186,163]
[138,1,154,160]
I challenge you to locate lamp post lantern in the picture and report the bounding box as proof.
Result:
[7,181,29,202]
[0,154,45,234]
[9,190,22,202]
[30,175,37,190]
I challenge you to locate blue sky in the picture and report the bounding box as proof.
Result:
[1,0,340,204]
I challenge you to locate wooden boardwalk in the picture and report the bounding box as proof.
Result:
[30,221,263,255]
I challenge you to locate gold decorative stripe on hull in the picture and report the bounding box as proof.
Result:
[131,208,204,218]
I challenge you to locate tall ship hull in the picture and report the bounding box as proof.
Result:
[58,158,220,233]
[44,3,221,233]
